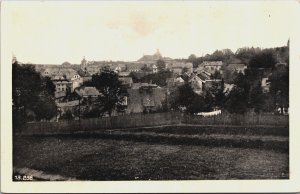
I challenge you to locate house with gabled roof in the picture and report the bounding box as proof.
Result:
[119,77,133,88]
[114,64,127,72]
[57,69,78,80]
[126,83,167,113]
[52,75,72,100]
[118,71,131,77]
[203,79,223,91]
[127,64,141,72]
[42,67,60,77]
[75,86,101,99]
[189,72,223,95]
[77,69,92,82]
[200,61,223,74]
[189,73,206,95]
[168,61,193,75]
[166,76,185,88]
[227,63,247,74]
[118,72,133,88]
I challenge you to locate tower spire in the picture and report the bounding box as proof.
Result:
[155,49,162,58]
[81,56,87,72]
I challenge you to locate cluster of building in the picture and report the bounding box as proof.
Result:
[31,50,190,116]
[34,49,279,118]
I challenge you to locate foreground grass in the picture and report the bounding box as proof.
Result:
[13,134,288,180]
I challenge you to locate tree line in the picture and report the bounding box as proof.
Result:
[187,45,289,68]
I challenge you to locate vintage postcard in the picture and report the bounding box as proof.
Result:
[1,0,300,193]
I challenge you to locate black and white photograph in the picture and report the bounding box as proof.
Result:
[1,0,300,193]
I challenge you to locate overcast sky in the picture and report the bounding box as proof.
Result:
[2,1,296,64]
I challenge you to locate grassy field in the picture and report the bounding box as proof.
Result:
[13,125,289,180]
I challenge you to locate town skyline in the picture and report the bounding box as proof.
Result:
[3,1,295,64]
[14,43,288,65]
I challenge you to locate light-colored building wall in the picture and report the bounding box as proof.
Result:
[126,88,167,114]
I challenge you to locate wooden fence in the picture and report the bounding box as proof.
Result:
[183,112,289,126]
[16,112,288,134]
[16,112,182,134]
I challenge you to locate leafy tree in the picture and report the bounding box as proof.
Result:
[221,49,234,56]
[34,95,58,120]
[262,93,276,112]
[210,50,224,61]
[188,54,199,68]
[233,72,251,94]
[203,49,233,62]
[43,76,56,97]
[170,83,196,111]
[91,69,127,117]
[169,80,226,114]
[235,47,262,63]
[186,95,206,114]
[129,72,140,83]
[140,70,173,87]
[141,64,151,72]
[243,67,260,83]
[249,83,265,113]
[203,91,215,112]
[171,83,225,114]
[156,59,166,71]
[83,79,94,87]
[268,64,289,114]
[224,72,250,113]
[182,67,189,75]
[223,69,241,84]
[12,61,57,124]
[13,63,43,109]
[188,54,197,61]
[249,51,276,69]
[224,86,248,114]
[207,81,225,109]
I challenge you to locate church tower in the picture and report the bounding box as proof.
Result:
[81,56,87,72]
[154,49,162,58]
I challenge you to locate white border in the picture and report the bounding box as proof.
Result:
[1,1,300,193]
